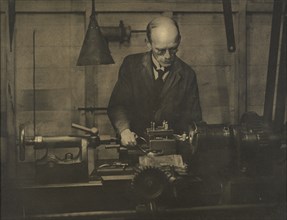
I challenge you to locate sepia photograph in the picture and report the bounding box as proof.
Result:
[1,0,286,219]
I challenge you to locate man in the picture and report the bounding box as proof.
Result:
[108,16,202,146]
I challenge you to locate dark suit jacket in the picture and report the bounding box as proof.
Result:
[108,52,202,136]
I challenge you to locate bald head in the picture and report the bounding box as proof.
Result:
[146,16,181,67]
[146,16,181,44]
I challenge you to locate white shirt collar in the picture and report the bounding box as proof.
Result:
[152,54,165,71]
[151,54,170,80]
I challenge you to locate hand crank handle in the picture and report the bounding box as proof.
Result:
[72,123,99,135]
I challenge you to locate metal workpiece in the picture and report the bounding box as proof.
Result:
[32,136,83,149]
[188,122,232,152]
[239,112,282,149]
[187,113,283,153]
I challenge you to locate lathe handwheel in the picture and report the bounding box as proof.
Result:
[132,167,168,200]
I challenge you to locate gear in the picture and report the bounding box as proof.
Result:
[132,166,168,200]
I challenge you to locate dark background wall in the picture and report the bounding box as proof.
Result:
[0,0,284,175]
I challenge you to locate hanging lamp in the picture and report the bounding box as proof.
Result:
[77,0,114,65]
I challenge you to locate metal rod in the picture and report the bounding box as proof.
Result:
[263,0,283,124]
[0,1,2,140]
[8,0,15,52]
[71,123,92,133]
[23,203,277,220]
[78,107,107,111]
[31,136,82,148]
[92,0,95,14]
[237,0,247,121]
[33,30,36,136]
[274,4,287,132]
[28,210,137,219]
[131,30,146,33]
[222,0,236,52]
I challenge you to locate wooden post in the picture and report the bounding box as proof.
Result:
[236,0,247,122]
[0,0,7,168]
[85,66,97,128]
[84,2,98,174]
[5,3,17,177]
[83,3,98,129]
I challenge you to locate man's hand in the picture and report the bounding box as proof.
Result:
[120,129,137,146]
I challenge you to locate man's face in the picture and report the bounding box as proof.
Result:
[147,27,180,67]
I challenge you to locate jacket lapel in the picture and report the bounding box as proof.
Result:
[160,57,182,98]
[141,52,155,95]
[140,53,183,98]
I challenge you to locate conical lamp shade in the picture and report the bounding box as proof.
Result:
[77,14,114,65]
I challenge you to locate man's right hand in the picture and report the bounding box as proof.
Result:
[120,129,137,146]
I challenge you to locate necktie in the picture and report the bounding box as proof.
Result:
[153,67,169,109]
[154,69,166,92]
[152,64,170,122]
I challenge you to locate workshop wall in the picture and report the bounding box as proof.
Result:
[1,10,6,163]
[247,13,271,116]
[15,13,86,137]
[0,0,281,169]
